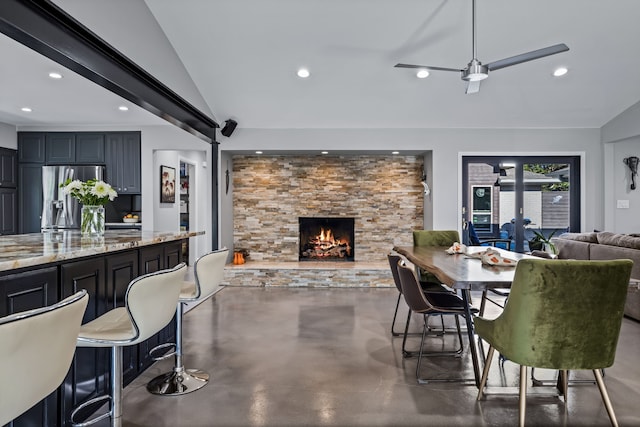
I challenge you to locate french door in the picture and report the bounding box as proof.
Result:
[462,156,581,253]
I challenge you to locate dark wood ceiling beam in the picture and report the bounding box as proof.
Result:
[0,0,218,143]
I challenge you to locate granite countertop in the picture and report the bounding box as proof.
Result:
[0,230,204,272]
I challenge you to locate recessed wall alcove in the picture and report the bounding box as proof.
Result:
[231,155,424,264]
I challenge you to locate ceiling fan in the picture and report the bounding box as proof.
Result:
[395,0,569,94]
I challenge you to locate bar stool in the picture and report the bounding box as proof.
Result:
[70,263,186,427]
[147,248,228,395]
[0,290,88,426]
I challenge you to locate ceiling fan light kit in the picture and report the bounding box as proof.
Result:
[395,0,569,94]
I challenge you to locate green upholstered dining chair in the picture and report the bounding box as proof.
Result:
[475,258,633,427]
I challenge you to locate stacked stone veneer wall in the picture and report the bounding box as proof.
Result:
[232,155,424,262]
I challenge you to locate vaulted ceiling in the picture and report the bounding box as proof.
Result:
[3,1,640,131]
[143,0,640,129]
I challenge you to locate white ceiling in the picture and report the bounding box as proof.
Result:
[3,1,640,132]
[0,32,166,128]
[143,0,640,130]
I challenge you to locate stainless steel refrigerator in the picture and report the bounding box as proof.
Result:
[41,165,105,231]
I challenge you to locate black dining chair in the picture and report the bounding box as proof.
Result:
[387,252,452,337]
[396,258,476,383]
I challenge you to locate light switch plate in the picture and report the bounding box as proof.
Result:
[617,199,630,209]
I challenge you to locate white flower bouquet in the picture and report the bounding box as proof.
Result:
[61,179,118,206]
[61,179,118,235]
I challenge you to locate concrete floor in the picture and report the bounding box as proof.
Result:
[117,286,640,427]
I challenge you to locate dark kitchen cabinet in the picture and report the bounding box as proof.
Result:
[0,188,17,235]
[0,148,17,235]
[45,133,76,164]
[0,147,17,187]
[17,132,46,163]
[105,132,141,194]
[76,133,105,164]
[18,164,43,233]
[0,266,58,317]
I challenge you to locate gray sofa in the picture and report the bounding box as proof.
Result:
[551,232,640,321]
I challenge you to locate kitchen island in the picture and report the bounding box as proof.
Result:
[0,229,203,427]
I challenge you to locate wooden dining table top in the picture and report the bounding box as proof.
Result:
[392,245,536,291]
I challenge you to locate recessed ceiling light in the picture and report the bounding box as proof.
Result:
[255,151,263,154]
[553,67,568,77]
[48,72,63,79]
[392,151,400,155]
[321,151,328,154]
[21,107,32,112]
[297,68,310,78]
[118,105,129,111]
[416,69,429,79]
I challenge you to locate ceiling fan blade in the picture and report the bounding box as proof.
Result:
[394,63,462,73]
[465,80,481,94]
[486,43,569,71]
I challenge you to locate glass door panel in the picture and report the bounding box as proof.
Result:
[522,162,571,252]
[463,156,580,253]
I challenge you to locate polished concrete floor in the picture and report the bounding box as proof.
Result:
[118,286,640,426]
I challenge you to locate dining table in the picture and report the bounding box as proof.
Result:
[392,244,536,387]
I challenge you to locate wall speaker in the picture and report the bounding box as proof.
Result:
[221,119,238,137]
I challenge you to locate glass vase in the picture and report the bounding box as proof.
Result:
[81,205,105,236]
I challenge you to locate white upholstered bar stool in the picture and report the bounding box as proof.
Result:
[147,248,228,395]
[70,263,186,427]
[0,290,88,426]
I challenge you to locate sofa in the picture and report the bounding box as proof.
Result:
[551,231,640,321]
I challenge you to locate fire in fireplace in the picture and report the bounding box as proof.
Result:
[299,217,355,261]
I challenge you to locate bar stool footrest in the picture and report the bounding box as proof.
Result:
[149,342,176,361]
[70,394,112,427]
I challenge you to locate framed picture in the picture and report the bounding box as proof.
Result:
[160,165,176,203]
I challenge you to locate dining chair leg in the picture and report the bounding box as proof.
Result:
[415,314,428,380]
[519,365,527,427]
[391,293,403,336]
[477,345,494,400]
[594,368,619,427]
[454,315,464,354]
[479,290,488,316]
[401,308,413,357]
[559,370,569,402]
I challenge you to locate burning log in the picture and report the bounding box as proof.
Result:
[300,226,352,260]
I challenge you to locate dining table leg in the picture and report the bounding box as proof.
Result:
[462,289,481,387]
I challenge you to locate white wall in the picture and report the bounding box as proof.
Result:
[0,123,17,149]
[219,127,602,241]
[602,100,640,233]
[219,150,234,262]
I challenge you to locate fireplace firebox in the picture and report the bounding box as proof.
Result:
[299,217,354,261]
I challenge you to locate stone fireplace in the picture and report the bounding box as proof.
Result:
[299,217,355,261]
[232,155,424,263]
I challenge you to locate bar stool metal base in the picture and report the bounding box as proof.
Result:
[147,368,209,395]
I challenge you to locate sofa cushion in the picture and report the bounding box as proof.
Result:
[557,232,598,243]
[552,237,591,260]
[597,232,640,250]
[590,244,640,280]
